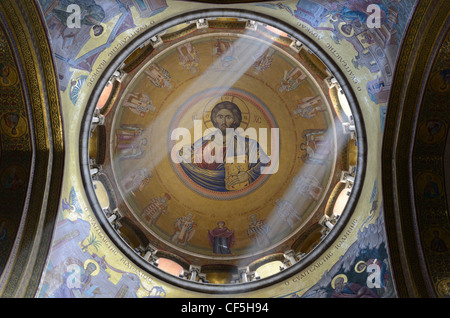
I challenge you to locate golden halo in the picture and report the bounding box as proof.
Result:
[338,22,355,38]
[90,23,107,38]
[329,14,338,22]
[203,95,250,130]
[331,274,348,289]
[430,71,449,93]
[0,64,18,87]
[1,113,28,138]
[437,278,450,297]
[84,259,100,277]
[354,260,367,273]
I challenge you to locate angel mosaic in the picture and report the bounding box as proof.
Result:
[252,47,275,73]
[299,129,332,165]
[145,63,172,89]
[293,175,323,200]
[274,199,302,229]
[141,193,171,225]
[122,92,156,117]
[247,214,271,247]
[114,125,147,160]
[292,96,326,119]
[120,168,153,193]
[279,67,307,93]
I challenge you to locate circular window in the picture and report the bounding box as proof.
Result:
[81,12,364,294]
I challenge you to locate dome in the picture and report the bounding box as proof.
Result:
[83,15,362,292]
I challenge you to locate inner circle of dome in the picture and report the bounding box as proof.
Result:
[109,30,337,261]
[168,87,276,200]
[82,11,365,293]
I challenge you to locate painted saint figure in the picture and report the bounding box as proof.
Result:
[252,47,275,73]
[300,129,332,165]
[293,175,323,200]
[2,113,20,136]
[293,96,326,119]
[274,199,302,229]
[178,101,270,192]
[122,92,156,117]
[121,168,153,193]
[142,193,171,225]
[213,39,237,68]
[171,212,196,246]
[50,258,100,298]
[177,42,199,73]
[247,214,271,247]
[330,274,379,298]
[279,67,306,93]
[115,125,147,160]
[208,221,235,254]
[145,64,172,89]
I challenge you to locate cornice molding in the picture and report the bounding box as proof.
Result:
[382,0,450,298]
[0,0,64,298]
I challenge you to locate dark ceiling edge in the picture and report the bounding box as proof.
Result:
[26,0,66,298]
[0,0,65,298]
[0,5,37,298]
[79,8,367,295]
[174,0,281,3]
[406,21,450,299]
[381,0,449,298]
[175,0,284,5]
[380,0,425,298]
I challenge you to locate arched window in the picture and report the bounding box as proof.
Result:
[157,258,184,277]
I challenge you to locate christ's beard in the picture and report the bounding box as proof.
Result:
[219,125,228,134]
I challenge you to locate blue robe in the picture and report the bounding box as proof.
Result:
[179,130,270,192]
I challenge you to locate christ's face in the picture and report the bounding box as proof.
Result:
[214,109,235,134]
